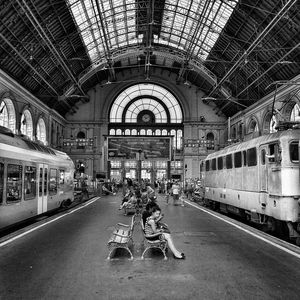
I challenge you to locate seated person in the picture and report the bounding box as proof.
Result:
[120,193,137,210]
[144,206,185,259]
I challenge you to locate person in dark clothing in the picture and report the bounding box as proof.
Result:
[142,202,158,226]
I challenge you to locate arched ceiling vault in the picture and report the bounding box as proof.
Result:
[0,0,299,117]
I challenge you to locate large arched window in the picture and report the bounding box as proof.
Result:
[36,118,47,144]
[0,98,16,133]
[20,109,33,139]
[248,118,259,134]
[110,83,182,123]
[290,103,300,122]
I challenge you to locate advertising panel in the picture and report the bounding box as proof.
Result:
[107,137,172,161]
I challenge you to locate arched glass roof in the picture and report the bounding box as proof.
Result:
[110,83,182,123]
[67,0,238,62]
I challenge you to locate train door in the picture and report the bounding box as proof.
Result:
[38,164,48,214]
[259,146,268,192]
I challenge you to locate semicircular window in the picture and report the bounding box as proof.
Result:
[110,83,182,124]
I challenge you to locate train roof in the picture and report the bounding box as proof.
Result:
[206,129,300,160]
[0,126,72,164]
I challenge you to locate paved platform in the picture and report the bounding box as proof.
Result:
[0,193,300,300]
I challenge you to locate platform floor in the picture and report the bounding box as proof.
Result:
[0,193,300,300]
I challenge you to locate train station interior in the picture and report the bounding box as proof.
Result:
[1,1,300,299]
[0,0,300,183]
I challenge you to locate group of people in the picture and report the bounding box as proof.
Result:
[116,178,185,260]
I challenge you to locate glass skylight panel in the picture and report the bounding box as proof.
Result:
[162,0,237,60]
[68,0,137,63]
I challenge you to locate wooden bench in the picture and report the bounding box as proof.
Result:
[140,219,168,260]
[107,216,135,260]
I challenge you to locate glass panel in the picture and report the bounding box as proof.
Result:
[205,160,210,171]
[290,104,300,122]
[111,161,122,168]
[44,168,48,195]
[290,142,299,163]
[217,157,223,170]
[247,148,257,167]
[211,158,216,170]
[226,154,232,169]
[234,152,242,168]
[7,164,22,202]
[24,166,37,200]
[110,84,182,124]
[59,170,65,185]
[39,168,43,196]
[0,163,4,204]
[49,169,58,196]
[20,109,33,140]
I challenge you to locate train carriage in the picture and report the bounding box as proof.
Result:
[200,128,300,244]
[0,126,75,229]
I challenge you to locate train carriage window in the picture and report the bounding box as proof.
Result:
[268,143,281,163]
[247,148,257,166]
[234,152,242,168]
[211,158,216,170]
[226,154,233,169]
[0,163,4,204]
[49,169,58,196]
[39,168,43,196]
[205,160,210,171]
[24,166,36,200]
[261,149,266,165]
[59,170,65,185]
[44,168,48,195]
[243,151,247,166]
[217,157,223,170]
[7,164,22,202]
[290,142,299,163]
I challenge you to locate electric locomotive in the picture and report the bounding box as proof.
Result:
[200,126,300,244]
[0,126,75,229]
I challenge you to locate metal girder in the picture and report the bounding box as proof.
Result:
[16,0,86,96]
[0,32,59,96]
[207,0,298,105]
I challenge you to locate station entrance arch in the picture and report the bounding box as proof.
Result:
[107,83,184,182]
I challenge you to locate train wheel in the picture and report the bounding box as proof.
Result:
[295,237,300,246]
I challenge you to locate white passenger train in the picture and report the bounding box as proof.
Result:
[0,126,75,229]
[200,127,300,244]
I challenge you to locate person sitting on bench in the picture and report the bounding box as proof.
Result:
[144,206,185,259]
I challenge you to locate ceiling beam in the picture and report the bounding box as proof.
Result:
[0,32,59,96]
[16,0,86,95]
[207,0,298,102]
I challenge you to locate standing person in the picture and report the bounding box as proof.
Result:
[171,180,181,205]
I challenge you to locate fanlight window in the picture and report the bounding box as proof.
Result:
[110,84,182,124]
[0,98,16,133]
[20,109,33,139]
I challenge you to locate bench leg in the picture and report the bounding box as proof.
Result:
[141,246,168,260]
[107,244,134,260]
